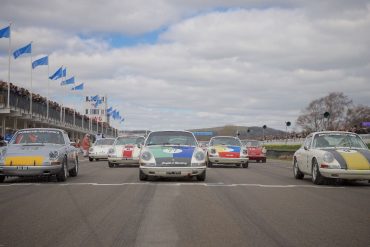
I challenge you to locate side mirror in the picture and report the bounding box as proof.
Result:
[304,145,309,151]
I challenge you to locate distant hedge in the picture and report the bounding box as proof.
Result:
[265,143,370,151]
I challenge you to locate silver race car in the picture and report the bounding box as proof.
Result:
[89,138,115,161]
[0,128,79,182]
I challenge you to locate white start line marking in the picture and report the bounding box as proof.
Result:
[0,182,345,189]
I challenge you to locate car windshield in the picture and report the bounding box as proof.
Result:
[312,133,368,149]
[10,130,65,145]
[146,131,197,146]
[210,137,241,146]
[94,139,115,145]
[115,137,143,145]
[243,140,261,147]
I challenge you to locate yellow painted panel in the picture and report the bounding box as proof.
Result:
[340,152,370,170]
[5,156,44,166]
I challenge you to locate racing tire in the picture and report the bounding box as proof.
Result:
[139,170,148,181]
[56,158,68,182]
[256,160,260,163]
[196,170,206,181]
[69,157,79,177]
[262,158,266,163]
[89,157,93,162]
[312,159,325,185]
[293,159,304,179]
[207,160,213,168]
[0,176,5,183]
[108,162,114,168]
[242,162,249,168]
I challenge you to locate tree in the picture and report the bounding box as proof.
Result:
[345,105,370,131]
[296,92,353,132]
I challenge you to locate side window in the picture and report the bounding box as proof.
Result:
[304,136,312,149]
[63,133,70,145]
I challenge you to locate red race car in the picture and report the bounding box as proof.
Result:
[242,140,266,163]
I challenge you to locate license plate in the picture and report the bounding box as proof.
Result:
[17,166,29,170]
[166,171,181,175]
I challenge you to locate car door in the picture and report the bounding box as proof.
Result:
[63,133,75,167]
[301,135,313,174]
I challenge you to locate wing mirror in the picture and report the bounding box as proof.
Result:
[304,145,309,151]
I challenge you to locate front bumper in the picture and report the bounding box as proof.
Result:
[108,156,139,164]
[89,153,109,159]
[140,166,206,177]
[208,156,248,164]
[320,168,370,180]
[0,164,62,176]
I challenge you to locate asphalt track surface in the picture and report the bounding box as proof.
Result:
[0,159,369,247]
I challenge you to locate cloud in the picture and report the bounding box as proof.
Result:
[0,1,369,131]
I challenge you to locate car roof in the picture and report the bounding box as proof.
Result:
[311,131,357,136]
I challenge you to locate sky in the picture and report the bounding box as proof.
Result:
[0,0,369,131]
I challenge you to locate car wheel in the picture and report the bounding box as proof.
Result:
[56,158,68,182]
[312,159,325,185]
[139,170,148,181]
[242,162,249,168]
[207,160,213,168]
[69,157,79,177]
[196,170,206,181]
[256,160,260,163]
[0,176,5,183]
[262,158,266,163]
[293,159,304,179]
[89,157,93,162]
[108,162,114,168]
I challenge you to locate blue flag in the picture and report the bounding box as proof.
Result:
[61,76,75,85]
[94,99,102,108]
[107,107,113,113]
[0,26,10,38]
[49,67,63,80]
[72,83,84,91]
[13,43,32,59]
[32,56,48,69]
[91,95,99,101]
[62,68,67,77]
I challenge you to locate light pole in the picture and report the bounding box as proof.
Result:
[285,121,291,143]
[262,125,267,141]
[323,112,330,130]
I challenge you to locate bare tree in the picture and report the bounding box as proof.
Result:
[296,92,352,132]
[345,105,370,131]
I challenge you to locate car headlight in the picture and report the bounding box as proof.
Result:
[194,151,205,161]
[210,148,216,154]
[323,152,334,163]
[141,151,152,161]
[49,151,59,160]
[262,147,267,154]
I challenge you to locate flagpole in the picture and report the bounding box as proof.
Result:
[47,60,50,119]
[30,41,33,118]
[7,23,11,109]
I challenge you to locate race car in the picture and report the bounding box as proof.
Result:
[107,136,145,167]
[139,131,206,181]
[0,128,79,182]
[293,131,370,184]
[241,140,266,163]
[207,136,248,168]
[88,138,115,161]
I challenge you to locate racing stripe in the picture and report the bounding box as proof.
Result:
[339,151,370,170]
[356,149,370,164]
[323,149,347,169]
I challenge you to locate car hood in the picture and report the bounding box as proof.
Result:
[212,145,241,158]
[4,144,64,156]
[321,148,370,170]
[147,146,195,167]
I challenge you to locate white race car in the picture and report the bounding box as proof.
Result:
[107,136,145,167]
[207,136,249,168]
[88,138,115,161]
[139,131,206,181]
[293,131,370,184]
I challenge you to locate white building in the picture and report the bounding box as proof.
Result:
[84,95,108,123]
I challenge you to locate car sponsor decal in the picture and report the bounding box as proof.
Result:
[149,146,195,159]
[122,145,134,158]
[5,156,44,166]
[323,149,370,170]
[214,145,241,158]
